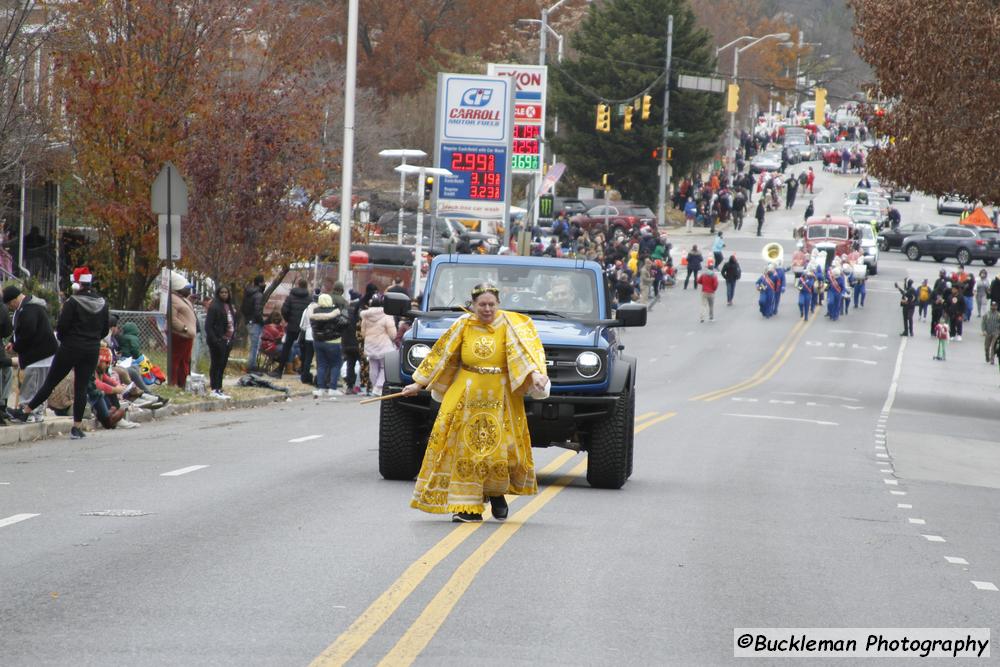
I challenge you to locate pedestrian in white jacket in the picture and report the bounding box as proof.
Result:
[360,296,397,396]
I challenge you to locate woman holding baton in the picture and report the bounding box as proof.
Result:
[400,282,549,523]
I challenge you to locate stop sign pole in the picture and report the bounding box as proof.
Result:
[151,162,189,386]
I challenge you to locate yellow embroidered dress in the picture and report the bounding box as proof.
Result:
[410,311,547,515]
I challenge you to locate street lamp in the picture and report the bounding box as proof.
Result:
[379,149,427,244]
[394,164,453,294]
[518,18,564,163]
[539,0,589,66]
[726,32,792,172]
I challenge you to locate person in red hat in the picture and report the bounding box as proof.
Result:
[11,266,109,439]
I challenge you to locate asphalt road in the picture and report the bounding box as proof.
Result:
[1,165,997,666]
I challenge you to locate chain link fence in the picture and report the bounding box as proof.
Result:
[111,310,166,352]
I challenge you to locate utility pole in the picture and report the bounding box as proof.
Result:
[337,0,359,290]
[656,15,673,228]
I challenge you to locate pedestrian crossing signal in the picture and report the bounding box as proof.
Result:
[596,104,611,132]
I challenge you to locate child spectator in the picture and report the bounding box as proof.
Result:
[933,317,949,361]
[260,311,285,359]
[360,295,397,397]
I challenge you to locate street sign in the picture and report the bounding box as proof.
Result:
[434,73,514,221]
[158,215,181,260]
[151,162,188,215]
[677,74,726,94]
[487,64,547,176]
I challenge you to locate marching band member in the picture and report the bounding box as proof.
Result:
[851,264,867,308]
[797,270,816,321]
[756,264,777,318]
[841,262,853,316]
[773,262,787,316]
[826,266,845,321]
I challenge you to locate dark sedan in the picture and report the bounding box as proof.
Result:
[877,222,936,251]
[902,224,1000,265]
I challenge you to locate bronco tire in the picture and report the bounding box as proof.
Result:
[905,245,921,261]
[378,391,424,480]
[586,386,631,489]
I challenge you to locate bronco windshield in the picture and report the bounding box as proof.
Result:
[427,264,599,319]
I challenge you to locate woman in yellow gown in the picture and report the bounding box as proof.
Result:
[401,282,549,522]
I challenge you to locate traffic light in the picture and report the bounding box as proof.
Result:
[651,147,673,161]
[651,148,660,160]
[601,173,611,186]
[640,94,652,120]
[726,84,739,113]
[595,104,611,132]
[424,176,434,197]
[624,106,633,131]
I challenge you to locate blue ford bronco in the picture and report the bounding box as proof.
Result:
[380,253,646,489]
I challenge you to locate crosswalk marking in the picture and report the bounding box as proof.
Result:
[0,513,39,529]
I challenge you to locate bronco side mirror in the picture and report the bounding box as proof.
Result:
[383,291,411,317]
[614,303,647,327]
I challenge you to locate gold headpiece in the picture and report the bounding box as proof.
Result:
[470,283,500,299]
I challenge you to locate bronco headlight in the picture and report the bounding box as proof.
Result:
[575,351,602,379]
[407,343,431,370]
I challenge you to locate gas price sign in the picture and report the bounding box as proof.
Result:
[512,124,541,171]
[439,143,507,203]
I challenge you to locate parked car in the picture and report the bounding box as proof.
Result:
[749,151,783,173]
[552,197,588,218]
[901,224,1000,265]
[375,212,499,255]
[885,182,913,202]
[877,222,937,251]
[571,203,657,233]
[936,195,970,215]
[379,254,647,489]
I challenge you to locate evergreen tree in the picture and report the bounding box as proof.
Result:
[551,0,725,206]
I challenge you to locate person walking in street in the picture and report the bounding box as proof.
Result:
[401,282,548,523]
[697,261,719,323]
[917,279,931,321]
[933,317,949,360]
[273,278,311,378]
[982,301,1000,364]
[947,286,965,340]
[976,269,989,317]
[731,189,746,231]
[3,285,57,419]
[360,295,397,397]
[205,286,238,400]
[11,267,109,440]
[895,279,916,336]
[168,272,196,389]
[309,293,345,398]
[755,198,766,236]
[720,254,741,306]
[756,265,777,318]
[683,245,703,290]
[805,166,815,194]
[825,267,844,321]
[711,232,725,268]
[242,276,266,372]
[990,273,1000,306]
[684,197,697,233]
[803,200,814,222]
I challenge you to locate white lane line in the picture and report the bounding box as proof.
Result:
[890,490,907,496]
[881,336,907,415]
[922,534,946,542]
[971,581,999,592]
[774,391,859,402]
[730,397,759,402]
[832,330,889,338]
[883,479,898,485]
[813,356,878,365]
[897,503,912,509]
[0,482,10,485]
[876,446,886,451]
[160,465,209,477]
[877,453,889,459]
[723,413,838,426]
[880,468,893,473]
[908,518,926,525]
[0,513,39,528]
[289,435,323,443]
[768,399,796,404]
[945,556,968,565]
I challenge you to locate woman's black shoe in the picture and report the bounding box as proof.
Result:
[489,496,508,520]
[451,512,483,523]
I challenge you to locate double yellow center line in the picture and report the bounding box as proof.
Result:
[689,317,814,402]
[310,411,673,666]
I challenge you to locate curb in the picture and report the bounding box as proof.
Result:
[0,389,312,448]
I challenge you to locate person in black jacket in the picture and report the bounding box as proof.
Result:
[243,276,266,372]
[720,254,742,306]
[0,301,12,425]
[755,198,766,236]
[3,285,58,419]
[272,278,311,378]
[13,267,109,439]
[895,279,916,336]
[205,286,237,399]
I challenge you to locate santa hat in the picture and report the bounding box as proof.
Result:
[72,266,93,284]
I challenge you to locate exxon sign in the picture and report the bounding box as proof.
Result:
[443,76,510,143]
